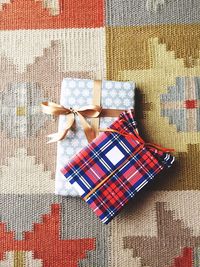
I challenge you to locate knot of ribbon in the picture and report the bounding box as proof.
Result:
[41,101,102,143]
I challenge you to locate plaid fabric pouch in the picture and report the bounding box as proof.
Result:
[61,110,175,224]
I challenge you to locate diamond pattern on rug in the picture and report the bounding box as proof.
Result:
[160,77,200,132]
[0,82,48,137]
[0,40,99,178]
[118,38,200,152]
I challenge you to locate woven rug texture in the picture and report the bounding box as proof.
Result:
[0,0,200,266]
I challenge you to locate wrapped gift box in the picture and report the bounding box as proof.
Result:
[55,78,135,196]
[61,111,175,224]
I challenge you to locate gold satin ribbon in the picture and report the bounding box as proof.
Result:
[41,101,102,143]
[91,80,102,136]
[41,80,126,143]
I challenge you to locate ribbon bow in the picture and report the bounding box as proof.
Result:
[41,101,102,143]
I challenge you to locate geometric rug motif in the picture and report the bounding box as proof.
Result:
[124,203,200,267]
[0,28,105,73]
[0,148,54,194]
[106,0,200,26]
[1,0,200,266]
[0,195,110,267]
[117,37,200,152]
[160,77,200,132]
[0,0,103,29]
[61,197,110,267]
[0,1,59,15]
[151,144,200,190]
[0,82,48,138]
[0,251,43,266]
[0,203,95,266]
[0,34,104,176]
[111,191,200,267]
[168,247,194,267]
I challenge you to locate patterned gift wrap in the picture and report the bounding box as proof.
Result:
[1,0,200,265]
[56,78,135,196]
[61,111,175,224]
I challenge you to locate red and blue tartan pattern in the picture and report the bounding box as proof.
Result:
[61,111,175,224]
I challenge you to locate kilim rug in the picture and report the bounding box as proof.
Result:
[0,0,200,266]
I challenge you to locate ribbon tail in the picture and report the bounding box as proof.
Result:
[145,143,175,153]
[85,126,96,143]
[47,130,69,143]
[46,113,75,143]
[47,133,60,144]
[77,112,96,143]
